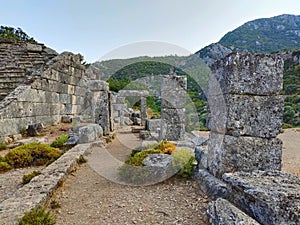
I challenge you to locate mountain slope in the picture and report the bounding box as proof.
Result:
[197,14,300,65]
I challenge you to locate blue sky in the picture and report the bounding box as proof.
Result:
[1,0,300,62]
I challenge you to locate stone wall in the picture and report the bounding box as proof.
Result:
[207,52,284,177]
[0,40,110,140]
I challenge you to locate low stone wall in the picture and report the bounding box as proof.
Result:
[0,141,102,225]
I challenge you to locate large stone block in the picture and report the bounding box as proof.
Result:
[160,122,185,141]
[87,80,109,91]
[207,133,282,177]
[223,170,300,225]
[76,124,103,144]
[208,95,283,138]
[210,52,284,95]
[161,108,185,124]
[207,198,260,225]
[161,75,187,109]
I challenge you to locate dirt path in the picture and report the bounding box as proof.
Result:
[279,128,300,177]
[50,127,209,225]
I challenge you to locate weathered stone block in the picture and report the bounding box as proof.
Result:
[194,169,229,200]
[161,75,187,109]
[160,122,185,141]
[87,80,109,91]
[207,132,282,177]
[223,170,300,225]
[76,124,103,144]
[210,52,284,95]
[161,108,185,124]
[59,94,72,104]
[146,119,161,133]
[208,95,283,138]
[207,198,260,225]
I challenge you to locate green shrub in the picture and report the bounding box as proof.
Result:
[5,143,62,168]
[125,149,163,166]
[0,161,12,173]
[22,171,42,185]
[77,155,87,164]
[50,134,68,148]
[282,123,294,129]
[18,207,55,225]
[172,149,196,178]
[0,142,7,150]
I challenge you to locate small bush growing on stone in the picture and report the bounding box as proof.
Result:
[172,149,195,178]
[125,149,164,166]
[5,143,62,168]
[22,170,42,185]
[156,140,176,154]
[50,134,68,148]
[77,155,87,164]
[0,161,12,173]
[0,142,7,150]
[18,207,55,225]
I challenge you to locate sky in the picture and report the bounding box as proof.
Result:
[1,0,300,62]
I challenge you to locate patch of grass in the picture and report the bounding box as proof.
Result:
[125,149,164,166]
[172,149,195,178]
[18,207,55,225]
[5,142,62,168]
[22,171,42,185]
[50,134,68,148]
[282,123,294,129]
[0,161,12,173]
[0,142,7,150]
[50,200,61,209]
[77,155,87,164]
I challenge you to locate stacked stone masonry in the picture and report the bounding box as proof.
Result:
[160,75,187,141]
[0,39,110,140]
[207,52,284,177]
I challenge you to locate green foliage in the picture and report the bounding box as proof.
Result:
[125,149,163,166]
[18,207,55,225]
[172,149,195,178]
[0,142,7,150]
[77,155,87,164]
[219,15,300,53]
[0,161,12,173]
[50,134,68,148]
[0,26,36,43]
[22,171,42,185]
[5,143,62,168]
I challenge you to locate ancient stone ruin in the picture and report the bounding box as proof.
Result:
[0,38,299,225]
[196,52,300,225]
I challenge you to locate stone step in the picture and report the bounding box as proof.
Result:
[207,198,260,225]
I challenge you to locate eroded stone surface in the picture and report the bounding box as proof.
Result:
[210,52,284,95]
[223,170,300,225]
[207,198,260,225]
[207,133,282,177]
